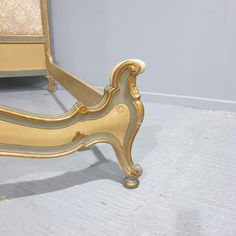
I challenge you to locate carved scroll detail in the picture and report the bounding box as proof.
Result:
[0,59,145,188]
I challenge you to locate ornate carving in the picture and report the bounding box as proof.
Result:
[77,105,88,114]
[116,105,125,113]
[0,59,145,189]
[73,131,87,141]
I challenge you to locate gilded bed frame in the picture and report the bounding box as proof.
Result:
[0,0,145,188]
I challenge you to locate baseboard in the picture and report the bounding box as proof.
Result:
[140,91,236,112]
[84,86,236,112]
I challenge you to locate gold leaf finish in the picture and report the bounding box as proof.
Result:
[0,104,130,146]
[0,0,146,188]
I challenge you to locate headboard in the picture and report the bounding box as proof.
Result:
[0,0,50,78]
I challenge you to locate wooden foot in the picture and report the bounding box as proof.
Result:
[123,164,143,189]
[47,75,56,93]
[123,177,140,189]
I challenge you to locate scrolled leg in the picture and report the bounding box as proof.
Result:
[107,59,145,188]
[110,142,143,188]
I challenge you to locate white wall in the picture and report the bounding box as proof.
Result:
[49,0,236,111]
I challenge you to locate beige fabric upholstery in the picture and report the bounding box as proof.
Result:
[0,0,43,35]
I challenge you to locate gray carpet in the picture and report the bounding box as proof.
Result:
[0,79,235,236]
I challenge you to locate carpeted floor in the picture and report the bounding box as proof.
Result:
[0,78,235,236]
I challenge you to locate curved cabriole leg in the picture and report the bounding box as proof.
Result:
[112,143,143,188]
[107,59,145,188]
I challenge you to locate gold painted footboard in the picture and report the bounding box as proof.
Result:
[0,59,145,188]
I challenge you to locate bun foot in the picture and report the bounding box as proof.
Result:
[123,176,140,189]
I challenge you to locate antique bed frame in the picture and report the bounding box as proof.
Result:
[0,0,145,188]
